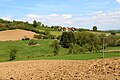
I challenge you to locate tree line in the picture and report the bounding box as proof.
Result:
[60,31,120,54]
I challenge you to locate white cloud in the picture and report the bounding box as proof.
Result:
[116,0,120,3]
[26,14,42,19]
[62,14,72,19]
[24,11,120,30]
[74,10,120,30]
[48,14,59,17]
[25,14,73,26]
[2,15,12,21]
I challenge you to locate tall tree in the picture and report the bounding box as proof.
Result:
[60,31,75,48]
[33,20,38,28]
[93,26,97,31]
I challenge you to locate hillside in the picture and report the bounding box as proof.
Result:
[0,29,36,41]
[0,58,119,80]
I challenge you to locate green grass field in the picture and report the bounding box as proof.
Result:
[0,39,120,62]
[50,31,62,36]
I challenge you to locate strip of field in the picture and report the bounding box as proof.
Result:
[0,58,119,80]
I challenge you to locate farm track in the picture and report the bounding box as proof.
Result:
[0,58,120,80]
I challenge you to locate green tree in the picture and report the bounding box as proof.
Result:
[75,32,101,53]
[60,32,75,48]
[50,40,60,56]
[33,20,38,28]
[42,24,44,27]
[37,22,42,27]
[93,26,97,31]
[68,43,80,54]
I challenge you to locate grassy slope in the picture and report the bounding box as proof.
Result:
[0,39,120,62]
[50,31,62,36]
[85,31,120,36]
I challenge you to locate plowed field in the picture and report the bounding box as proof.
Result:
[0,29,36,41]
[0,58,120,80]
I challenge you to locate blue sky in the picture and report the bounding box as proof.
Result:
[0,0,120,30]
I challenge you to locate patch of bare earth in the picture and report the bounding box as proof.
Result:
[0,29,36,41]
[0,58,120,80]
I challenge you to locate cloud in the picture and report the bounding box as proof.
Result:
[25,14,73,26]
[26,14,42,19]
[2,15,12,21]
[24,11,120,30]
[116,0,120,3]
[62,14,72,19]
[74,10,120,30]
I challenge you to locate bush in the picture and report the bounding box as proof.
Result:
[34,34,43,39]
[44,30,50,35]
[50,40,60,56]
[9,49,18,61]
[68,43,80,54]
[43,35,50,39]
[111,32,116,35]
[117,40,120,46]
[22,36,30,40]
[57,35,62,40]
[28,40,37,45]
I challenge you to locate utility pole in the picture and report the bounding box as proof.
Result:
[103,38,104,58]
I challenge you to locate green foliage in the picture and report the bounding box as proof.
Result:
[108,35,119,46]
[9,49,18,61]
[111,30,116,35]
[28,40,37,45]
[117,40,120,46]
[93,26,97,31]
[44,30,50,35]
[78,28,90,31]
[60,31,75,48]
[0,19,51,33]
[34,34,43,39]
[50,40,60,56]
[33,20,38,28]
[68,43,80,54]
[0,40,119,62]
[74,32,102,53]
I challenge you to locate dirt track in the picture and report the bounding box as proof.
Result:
[0,29,36,41]
[0,58,120,80]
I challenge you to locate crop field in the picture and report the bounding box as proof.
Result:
[0,58,119,80]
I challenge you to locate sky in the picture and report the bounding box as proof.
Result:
[0,0,120,30]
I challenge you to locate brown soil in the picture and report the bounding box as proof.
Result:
[0,58,120,80]
[0,29,36,41]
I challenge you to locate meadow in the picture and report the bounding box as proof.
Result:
[0,39,119,62]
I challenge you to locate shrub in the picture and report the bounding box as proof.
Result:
[111,32,116,35]
[34,34,43,39]
[68,43,80,54]
[9,49,18,61]
[44,30,50,35]
[57,35,62,40]
[22,36,30,40]
[50,40,60,56]
[28,40,37,45]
